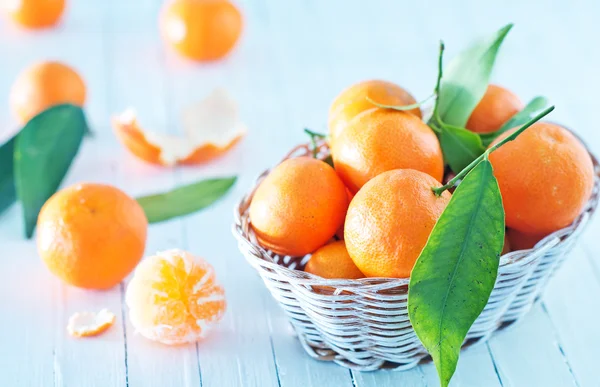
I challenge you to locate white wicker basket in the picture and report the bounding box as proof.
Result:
[232,140,600,371]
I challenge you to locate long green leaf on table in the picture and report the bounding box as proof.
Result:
[480,96,549,146]
[436,24,512,127]
[137,176,237,223]
[408,158,504,387]
[14,104,88,238]
[0,136,16,215]
[439,124,486,173]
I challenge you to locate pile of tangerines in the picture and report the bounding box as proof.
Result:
[249,80,594,280]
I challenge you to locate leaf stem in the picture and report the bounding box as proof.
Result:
[432,105,555,196]
[304,128,326,158]
[431,41,445,122]
[366,93,435,111]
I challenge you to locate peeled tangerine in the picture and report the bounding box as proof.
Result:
[112,89,246,166]
[126,249,226,345]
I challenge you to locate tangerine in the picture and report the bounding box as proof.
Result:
[489,122,594,234]
[345,169,451,278]
[305,241,363,279]
[160,0,243,61]
[466,84,523,133]
[331,108,444,193]
[328,80,421,144]
[249,157,349,257]
[126,249,226,345]
[4,0,65,29]
[506,228,546,251]
[10,61,86,125]
[37,183,147,289]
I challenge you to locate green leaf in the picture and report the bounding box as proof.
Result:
[0,136,16,215]
[480,96,549,146]
[137,176,237,223]
[408,159,504,387]
[439,124,485,173]
[437,24,513,127]
[14,104,88,238]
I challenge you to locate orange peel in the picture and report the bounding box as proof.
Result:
[67,309,116,338]
[112,89,246,166]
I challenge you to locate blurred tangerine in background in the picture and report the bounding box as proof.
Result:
[160,0,243,61]
[3,0,65,29]
[10,61,86,124]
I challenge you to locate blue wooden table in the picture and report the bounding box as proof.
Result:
[1,0,599,386]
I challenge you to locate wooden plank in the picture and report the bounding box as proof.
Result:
[488,304,576,386]
[0,241,57,386]
[104,16,203,386]
[542,243,600,386]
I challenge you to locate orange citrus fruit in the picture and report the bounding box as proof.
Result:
[345,169,451,278]
[506,228,546,251]
[10,61,86,125]
[37,183,147,289]
[112,90,246,166]
[160,0,243,61]
[331,108,444,193]
[328,80,421,144]
[466,84,523,134]
[125,249,226,345]
[304,241,364,279]
[67,309,116,338]
[249,157,349,257]
[4,0,65,29]
[489,122,594,234]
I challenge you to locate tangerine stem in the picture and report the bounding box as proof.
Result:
[431,41,445,122]
[432,106,555,196]
[366,93,435,111]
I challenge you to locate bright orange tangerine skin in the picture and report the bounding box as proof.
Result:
[10,61,86,125]
[126,249,226,345]
[489,122,594,234]
[160,0,243,61]
[345,169,451,278]
[331,108,444,193]
[37,183,147,290]
[249,157,349,257]
[112,113,244,166]
[466,84,523,134]
[328,80,421,144]
[5,0,65,29]
[305,240,364,279]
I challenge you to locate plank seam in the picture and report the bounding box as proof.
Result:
[120,283,130,387]
[540,302,580,387]
[486,343,504,387]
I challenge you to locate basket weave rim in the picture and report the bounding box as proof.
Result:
[234,137,600,291]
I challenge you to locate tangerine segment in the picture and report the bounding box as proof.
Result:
[4,0,65,29]
[112,89,246,166]
[160,0,243,61]
[345,169,451,278]
[305,241,363,279]
[10,61,86,124]
[489,122,594,234]
[328,80,421,143]
[37,183,147,290]
[67,309,116,338]
[466,84,523,134]
[332,108,444,193]
[249,157,349,257]
[126,249,226,345]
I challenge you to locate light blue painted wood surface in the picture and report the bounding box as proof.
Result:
[0,0,599,386]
